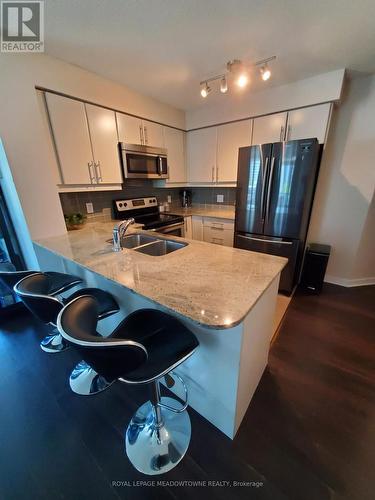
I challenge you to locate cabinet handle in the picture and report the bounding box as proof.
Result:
[216,164,219,182]
[87,161,95,183]
[211,226,224,231]
[139,125,144,144]
[144,126,148,145]
[287,125,291,141]
[280,126,284,141]
[212,166,215,182]
[95,161,103,182]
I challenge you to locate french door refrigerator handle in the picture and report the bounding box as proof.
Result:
[260,156,269,219]
[239,234,293,245]
[265,156,275,223]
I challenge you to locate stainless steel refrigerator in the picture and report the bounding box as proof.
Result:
[234,138,320,294]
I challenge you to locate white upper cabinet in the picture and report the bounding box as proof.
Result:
[116,113,164,148]
[117,113,143,145]
[252,112,287,145]
[216,120,252,182]
[164,127,186,183]
[187,128,217,183]
[142,120,164,148]
[45,93,94,185]
[286,103,331,143]
[85,104,122,184]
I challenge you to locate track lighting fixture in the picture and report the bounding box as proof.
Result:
[199,56,275,98]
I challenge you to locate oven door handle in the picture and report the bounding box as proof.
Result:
[149,222,184,232]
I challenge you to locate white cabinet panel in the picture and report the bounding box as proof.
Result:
[192,216,203,240]
[184,216,192,239]
[164,127,186,183]
[202,217,234,247]
[286,103,331,143]
[45,93,93,185]
[85,104,122,184]
[143,120,164,148]
[187,128,217,183]
[252,112,287,145]
[116,113,143,144]
[217,120,252,182]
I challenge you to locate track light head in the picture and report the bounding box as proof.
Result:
[260,64,271,81]
[200,82,211,98]
[220,76,228,93]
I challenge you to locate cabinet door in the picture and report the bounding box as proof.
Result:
[184,216,192,239]
[85,104,122,184]
[116,113,143,144]
[252,112,287,145]
[45,93,93,184]
[191,216,203,240]
[187,128,217,183]
[164,127,186,183]
[216,120,252,182]
[143,120,164,148]
[286,103,331,143]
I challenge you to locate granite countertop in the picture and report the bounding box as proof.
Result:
[166,205,235,220]
[35,221,286,329]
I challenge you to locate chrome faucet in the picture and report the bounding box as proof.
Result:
[113,218,135,252]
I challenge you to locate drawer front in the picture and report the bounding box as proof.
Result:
[202,217,234,231]
[203,226,234,247]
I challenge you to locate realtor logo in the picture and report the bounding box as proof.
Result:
[1,0,44,52]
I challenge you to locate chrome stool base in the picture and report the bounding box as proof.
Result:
[69,361,115,395]
[125,396,191,475]
[40,332,69,353]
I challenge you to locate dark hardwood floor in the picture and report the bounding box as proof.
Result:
[0,284,374,500]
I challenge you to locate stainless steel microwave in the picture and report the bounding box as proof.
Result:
[119,143,168,179]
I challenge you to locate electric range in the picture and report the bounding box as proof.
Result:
[113,197,185,236]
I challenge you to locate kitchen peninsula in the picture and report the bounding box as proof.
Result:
[34,221,286,438]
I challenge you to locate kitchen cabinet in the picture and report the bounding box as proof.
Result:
[46,93,122,186]
[85,104,122,183]
[286,103,331,143]
[187,128,217,183]
[191,216,204,240]
[202,217,234,247]
[216,120,252,182]
[164,127,186,183]
[252,112,287,145]
[117,113,164,148]
[45,93,94,185]
[184,216,192,239]
[143,120,164,148]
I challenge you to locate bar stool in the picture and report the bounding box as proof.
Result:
[14,272,120,395]
[57,295,199,475]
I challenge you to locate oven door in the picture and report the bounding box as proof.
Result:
[150,222,185,237]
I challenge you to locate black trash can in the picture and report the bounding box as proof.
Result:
[301,243,331,294]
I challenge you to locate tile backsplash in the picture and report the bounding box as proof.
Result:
[59,181,236,217]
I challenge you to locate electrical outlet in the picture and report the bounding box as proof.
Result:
[86,202,94,214]
[217,194,224,203]
[167,195,172,203]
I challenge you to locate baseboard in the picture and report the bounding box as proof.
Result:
[324,275,375,287]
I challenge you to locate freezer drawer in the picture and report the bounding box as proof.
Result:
[234,233,299,293]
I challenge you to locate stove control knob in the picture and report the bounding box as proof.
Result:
[124,202,127,207]
[118,203,123,208]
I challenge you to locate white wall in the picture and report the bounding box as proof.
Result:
[186,69,345,129]
[0,53,185,247]
[308,74,375,286]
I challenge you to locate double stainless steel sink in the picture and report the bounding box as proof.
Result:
[108,232,187,256]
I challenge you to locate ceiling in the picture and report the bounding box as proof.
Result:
[45,0,375,111]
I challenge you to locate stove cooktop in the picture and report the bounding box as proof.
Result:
[113,197,183,229]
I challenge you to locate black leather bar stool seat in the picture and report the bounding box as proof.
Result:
[0,267,82,297]
[57,295,199,475]
[14,273,120,395]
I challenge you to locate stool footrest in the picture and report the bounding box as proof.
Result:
[159,372,188,413]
